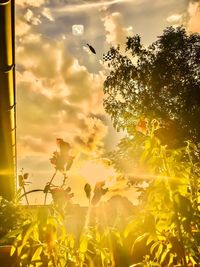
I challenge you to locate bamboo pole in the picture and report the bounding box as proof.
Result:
[0,0,16,200]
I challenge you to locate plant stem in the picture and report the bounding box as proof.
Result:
[187,143,198,209]
[44,170,57,205]
[49,249,57,267]
[61,172,68,188]
[22,185,29,205]
[20,169,29,205]
[162,147,187,267]
[19,189,44,200]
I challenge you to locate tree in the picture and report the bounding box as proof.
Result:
[102,27,200,267]
[103,27,200,148]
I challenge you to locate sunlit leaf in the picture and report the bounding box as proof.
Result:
[146,235,155,246]
[17,244,23,256]
[84,183,91,199]
[160,249,170,265]
[150,241,160,255]
[155,243,163,261]
[168,253,175,266]
[31,246,43,261]
[24,173,29,180]
[21,253,28,259]
[124,221,137,238]
[21,223,36,249]
[80,237,88,253]
[10,245,16,256]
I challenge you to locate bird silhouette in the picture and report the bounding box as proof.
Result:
[87,43,96,54]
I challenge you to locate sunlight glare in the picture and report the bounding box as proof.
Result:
[78,160,116,186]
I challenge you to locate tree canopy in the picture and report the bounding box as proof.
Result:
[103,27,200,148]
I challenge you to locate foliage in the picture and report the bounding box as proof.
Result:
[0,191,30,245]
[102,26,200,265]
[8,139,112,267]
[9,196,113,267]
[0,130,199,267]
[84,182,109,206]
[103,26,200,147]
[50,139,75,172]
[107,119,200,266]
[15,212,74,266]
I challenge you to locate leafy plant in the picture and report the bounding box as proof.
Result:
[0,194,29,245]
[107,120,200,266]
[10,206,75,267]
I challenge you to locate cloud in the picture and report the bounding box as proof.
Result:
[102,12,133,46]
[24,9,42,25]
[73,117,107,154]
[166,14,183,23]
[187,1,200,33]
[54,0,133,13]
[16,31,106,161]
[42,8,54,21]
[18,136,45,154]
[61,58,92,102]
[16,0,45,7]
[165,1,200,34]
[17,36,63,80]
[16,19,31,37]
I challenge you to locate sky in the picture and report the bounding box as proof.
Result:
[15,0,200,205]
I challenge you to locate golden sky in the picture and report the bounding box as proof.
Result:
[15,0,200,205]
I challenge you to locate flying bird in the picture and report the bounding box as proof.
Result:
[87,43,96,54]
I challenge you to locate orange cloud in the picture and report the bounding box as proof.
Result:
[73,117,107,154]
[187,2,200,33]
[16,32,107,162]
[102,12,133,46]
[55,0,133,13]
[16,0,45,7]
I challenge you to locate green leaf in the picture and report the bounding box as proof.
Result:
[146,235,154,246]
[10,245,16,256]
[31,246,43,261]
[168,253,175,266]
[21,223,35,249]
[124,221,136,238]
[21,253,28,260]
[16,233,22,241]
[96,231,101,243]
[155,243,163,260]
[101,251,106,267]
[17,244,23,256]
[160,249,170,264]
[129,264,143,267]
[69,235,75,249]
[134,233,149,245]
[150,241,160,255]
[58,257,67,267]
[24,173,29,180]
[84,183,91,199]
[80,237,88,253]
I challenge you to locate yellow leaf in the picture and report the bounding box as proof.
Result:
[80,238,88,253]
[10,245,16,256]
[31,246,43,261]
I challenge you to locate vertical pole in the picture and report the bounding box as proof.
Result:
[0,0,16,200]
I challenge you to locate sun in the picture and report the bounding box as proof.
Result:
[78,160,116,186]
